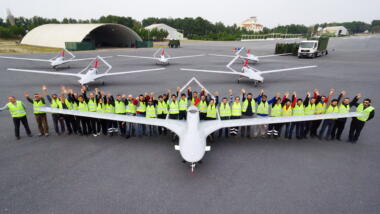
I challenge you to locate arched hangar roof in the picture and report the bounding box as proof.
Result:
[21,23,142,48]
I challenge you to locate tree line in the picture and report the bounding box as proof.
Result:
[0,15,379,41]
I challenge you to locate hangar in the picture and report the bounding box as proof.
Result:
[21,23,142,48]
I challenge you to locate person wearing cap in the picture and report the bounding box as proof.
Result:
[42,85,66,135]
[0,96,32,140]
[331,91,361,141]
[348,98,375,143]
[24,92,49,136]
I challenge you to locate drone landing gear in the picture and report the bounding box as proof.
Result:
[190,162,196,174]
[253,80,262,87]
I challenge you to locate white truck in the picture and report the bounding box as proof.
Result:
[298,37,329,58]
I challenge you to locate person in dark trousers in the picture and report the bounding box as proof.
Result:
[105,93,118,136]
[24,92,49,136]
[318,98,340,140]
[240,89,260,138]
[57,95,74,135]
[42,86,66,135]
[156,94,169,135]
[0,96,32,140]
[282,93,296,139]
[288,92,305,140]
[348,98,375,143]
[303,91,316,138]
[331,91,361,141]
[310,89,334,137]
[219,97,231,138]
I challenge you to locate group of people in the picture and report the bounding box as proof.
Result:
[0,85,375,144]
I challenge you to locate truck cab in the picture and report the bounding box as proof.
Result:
[298,40,319,58]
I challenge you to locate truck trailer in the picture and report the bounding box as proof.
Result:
[298,37,329,58]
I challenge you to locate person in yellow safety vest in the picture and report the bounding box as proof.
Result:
[282,93,296,139]
[0,96,32,140]
[105,94,118,136]
[156,95,168,135]
[256,90,277,138]
[42,85,66,135]
[96,97,108,136]
[205,95,219,141]
[115,94,127,137]
[289,94,307,140]
[331,91,361,141]
[230,96,242,136]
[76,95,90,135]
[303,91,317,138]
[136,94,147,137]
[310,88,335,137]
[178,92,188,120]
[125,94,137,138]
[65,88,80,135]
[241,89,259,138]
[348,98,375,143]
[219,97,231,138]
[198,95,209,120]
[146,98,158,136]
[318,98,340,140]
[57,95,76,135]
[267,96,284,138]
[168,94,180,141]
[83,89,99,137]
[24,92,49,136]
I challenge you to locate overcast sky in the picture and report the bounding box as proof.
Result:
[1,0,379,27]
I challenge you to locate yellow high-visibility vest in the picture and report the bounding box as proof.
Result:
[257,101,269,115]
[136,101,146,113]
[356,104,375,122]
[7,101,26,118]
[115,100,126,114]
[33,100,46,114]
[146,105,157,118]
[270,104,282,117]
[97,103,105,113]
[105,103,115,113]
[156,101,168,115]
[77,102,88,112]
[304,103,316,116]
[198,100,208,113]
[219,103,231,117]
[126,101,136,114]
[242,99,256,113]
[339,104,350,114]
[87,99,97,112]
[315,102,326,114]
[169,101,179,114]
[282,106,292,117]
[206,104,217,118]
[231,102,242,116]
[179,98,188,111]
[292,104,305,116]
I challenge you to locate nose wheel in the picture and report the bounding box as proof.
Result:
[190,162,196,173]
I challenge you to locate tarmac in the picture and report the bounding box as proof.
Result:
[0,36,379,214]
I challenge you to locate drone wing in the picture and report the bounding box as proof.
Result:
[6,68,82,77]
[118,55,157,60]
[0,56,51,62]
[40,107,185,135]
[258,65,317,74]
[200,112,361,136]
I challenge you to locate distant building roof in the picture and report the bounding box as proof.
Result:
[21,24,142,48]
